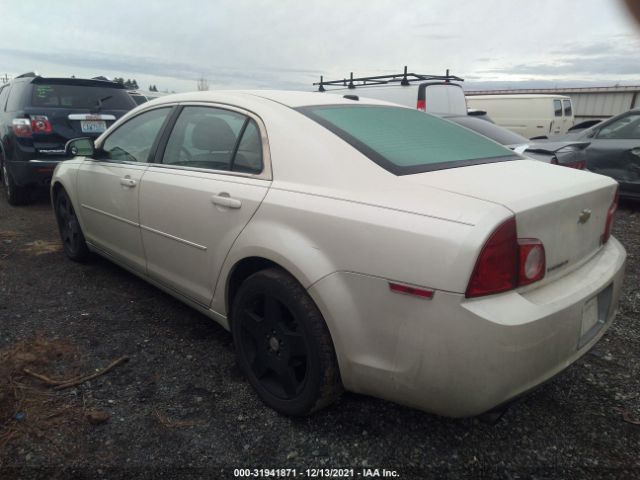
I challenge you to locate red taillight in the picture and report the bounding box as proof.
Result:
[30,115,52,134]
[12,118,32,137]
[466,217,546,298]
[416,99,426,111]
[466,217,518,298]
[389,282,434,299]
[601,187,619,244]
[517,239,545,286]
[564,160,585,170]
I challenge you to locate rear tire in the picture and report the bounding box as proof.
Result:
[1,157,30,206]
[54,189,90,262]
[231,268,342,416]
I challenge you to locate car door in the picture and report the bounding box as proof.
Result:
[139,104,271,307]
[77,106,173,272]
[585,111,640,196]
[562,99,573,133]
[551,99,563,135]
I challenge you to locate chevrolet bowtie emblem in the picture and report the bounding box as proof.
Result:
[578,209,592,224]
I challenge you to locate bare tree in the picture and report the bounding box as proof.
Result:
[197,77,209,91]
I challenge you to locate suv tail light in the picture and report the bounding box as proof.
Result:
[416,99,426,111]
[601,187,619,245]
[30,115,52,134]
[563,160,585,170]
[12,118,32,137]
[466,216,546,298]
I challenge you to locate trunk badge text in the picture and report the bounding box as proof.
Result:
[578,209,592,224]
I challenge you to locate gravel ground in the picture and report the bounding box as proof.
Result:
[0,189,639,480]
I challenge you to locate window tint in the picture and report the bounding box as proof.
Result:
[232,120,263,173]
[554,100,562,117]
[299,105,515,175]
[563,99,572,116]
[162,106,261,173]
[6,84,26,112]
[0,86,8,111]
[450,116,528,146]
[597,113,640,140]
[102,107,171,162]
[31,83,134,109]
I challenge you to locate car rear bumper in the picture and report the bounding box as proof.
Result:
[308,237,626,417]
[8,159,66,187]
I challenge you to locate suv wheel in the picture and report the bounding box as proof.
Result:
[231,268,342,416]
[1,156,30,206]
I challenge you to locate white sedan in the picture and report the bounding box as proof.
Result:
[51,91,626,417]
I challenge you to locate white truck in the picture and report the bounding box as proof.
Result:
[315,67,468,116]
[466,94,575,139]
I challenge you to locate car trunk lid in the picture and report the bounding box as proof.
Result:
[404,159,617,282]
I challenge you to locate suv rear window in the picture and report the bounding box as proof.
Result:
[299,105,516,175]
[31,84,135,109]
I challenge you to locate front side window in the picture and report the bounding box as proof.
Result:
[597,113,640,140]
[554,100,562,117]
[161,106,263,173]
[101,107,171,162]
[563,99,572,116]
[298,105,516,175]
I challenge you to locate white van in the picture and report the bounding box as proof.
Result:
[315,68,468,116]
[466,94,575,139]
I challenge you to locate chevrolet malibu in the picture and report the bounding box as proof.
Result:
[51,91,626,417]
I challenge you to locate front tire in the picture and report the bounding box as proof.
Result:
[231,268,342,416]
[1,157,30,206]
[54,189,90,262]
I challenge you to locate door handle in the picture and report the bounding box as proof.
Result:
[120,177,137,188]
[211,194,241,209]
[631,148,640,157]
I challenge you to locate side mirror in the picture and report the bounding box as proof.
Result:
[586,129,598,139]
[66,137,95,157]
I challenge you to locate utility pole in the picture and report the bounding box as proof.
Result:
[197,77,209,91]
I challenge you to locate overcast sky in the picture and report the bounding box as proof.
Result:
[1,0,640,93]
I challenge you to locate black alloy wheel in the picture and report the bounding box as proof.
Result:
[232,268,342,416]
[55,189,90,261]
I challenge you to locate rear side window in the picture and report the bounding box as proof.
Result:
[161,106,263,174]
[554,100,562,117]
[299,105,516,175]
[31,83,135,109]
[563,99,572,116]
[6,83,26,112]
[0,86,8,111]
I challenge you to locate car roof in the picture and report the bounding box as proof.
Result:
[146,90,405,109]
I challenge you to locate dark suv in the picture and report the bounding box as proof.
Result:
[0,73,136,205]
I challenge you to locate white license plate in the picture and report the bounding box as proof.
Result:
[80,120,107,133]
[581,295,599,338]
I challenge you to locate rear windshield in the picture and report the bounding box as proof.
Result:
[298,105,516,175]
[31,84,135,110]
[450,115,529,146]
